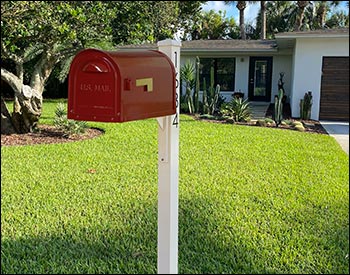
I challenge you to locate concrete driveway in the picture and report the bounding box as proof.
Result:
[320,121,349,155]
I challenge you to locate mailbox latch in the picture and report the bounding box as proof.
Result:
[136,78,153,92]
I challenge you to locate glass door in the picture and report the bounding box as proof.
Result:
[248,57,272,102]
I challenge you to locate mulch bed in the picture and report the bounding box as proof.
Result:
[1,125,104,147]
[194,102,328,135]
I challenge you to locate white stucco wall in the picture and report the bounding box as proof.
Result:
[272,56,292,103]
[290,37,349,120]
[234,56,249,97]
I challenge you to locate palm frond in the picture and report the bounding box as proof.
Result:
[23,44,44,62]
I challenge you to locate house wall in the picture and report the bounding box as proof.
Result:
[272,55,292,103]
[291,37,349,120]
[180,54,292,103]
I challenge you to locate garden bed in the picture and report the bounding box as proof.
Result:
[1,125,104,146]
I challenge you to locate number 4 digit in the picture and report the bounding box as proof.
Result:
[172,113,179,128]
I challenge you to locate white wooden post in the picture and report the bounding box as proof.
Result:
[157,39,181,274]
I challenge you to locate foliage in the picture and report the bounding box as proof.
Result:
[188,9,239,40]
[1,101,349,274]
[254,1,348,39]
[54,102,88,137]
[1,1,116,62]
[180,61,196,114]
[1,1,120,133]
[203,81,222,116]
[300,91,313,120]
[221,97,251,122]
[326,10,349,28]
[111,1,206,44]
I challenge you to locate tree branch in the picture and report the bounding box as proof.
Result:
[1,67,22,95]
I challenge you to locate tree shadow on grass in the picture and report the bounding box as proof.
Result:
[1,196,349,274]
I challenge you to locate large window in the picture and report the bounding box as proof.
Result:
[199,58,235,91]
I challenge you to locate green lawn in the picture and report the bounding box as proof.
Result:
[1,100,349,274]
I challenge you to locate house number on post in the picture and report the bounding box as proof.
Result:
[172,51,179,128]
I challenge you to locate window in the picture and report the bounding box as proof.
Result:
[199,58,235,91]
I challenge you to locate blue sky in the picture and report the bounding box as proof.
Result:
[202,1,349,26]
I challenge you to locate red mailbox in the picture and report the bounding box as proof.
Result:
[67,48,176,122]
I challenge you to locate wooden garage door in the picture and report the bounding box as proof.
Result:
[319,57,349,121]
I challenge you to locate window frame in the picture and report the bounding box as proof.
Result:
[199,57,236,92]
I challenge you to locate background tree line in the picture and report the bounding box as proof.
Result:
[1,1,348,134]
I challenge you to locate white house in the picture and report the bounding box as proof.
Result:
[118,28,349,121]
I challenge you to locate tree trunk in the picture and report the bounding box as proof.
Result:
[1,50,57,134]
[294,1,309,31]
[11,86,43,134]
[236,2,247,40]
[317,5,327,28]
[1,68,43,134]
[260,1,266,39]
[1,96,16,134]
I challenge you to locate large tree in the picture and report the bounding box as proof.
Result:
[315,1,340,28]
[188,9,239,40]
[225,1,270,40]
[260,1,267,39]
[112,1,207,44]
[1,1,118,134]
[255,1,294,38]
[294,1,312,31]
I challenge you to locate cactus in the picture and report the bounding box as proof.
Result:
[202,78,209,114]
[300,91,313,120]
[202,63,222,115]
[273,88,284,127]
[210,84,221,115]
[193,56,200,113]
[209,66,215,99]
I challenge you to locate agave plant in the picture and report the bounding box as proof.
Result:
[221,97,251,122]
[180,61,196,114]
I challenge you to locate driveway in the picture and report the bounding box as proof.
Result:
[320,121,349,155]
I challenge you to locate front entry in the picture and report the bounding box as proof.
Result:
[248,57,272,102]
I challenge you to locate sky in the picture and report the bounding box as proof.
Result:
[202,1,349,26]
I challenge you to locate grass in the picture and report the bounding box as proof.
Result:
[1,99,349,274]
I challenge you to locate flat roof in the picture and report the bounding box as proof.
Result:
[275,28,349,38]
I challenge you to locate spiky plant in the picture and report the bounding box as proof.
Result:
[221,97,251,122]
[54,103,88,137]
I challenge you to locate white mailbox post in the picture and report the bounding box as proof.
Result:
[157,39,181,274]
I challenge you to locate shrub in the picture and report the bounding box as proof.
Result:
[54,103,88,137]
[221,97,251,122]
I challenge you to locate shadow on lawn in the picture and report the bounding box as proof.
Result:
[1,197,348,274]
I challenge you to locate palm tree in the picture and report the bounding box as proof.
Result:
[294,1,311,31]
[260,1,267,39]
[314,1,340,28]
[224,1,259,40]
[264,1,295,35]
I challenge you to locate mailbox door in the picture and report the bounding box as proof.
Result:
[68,50,121,122]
